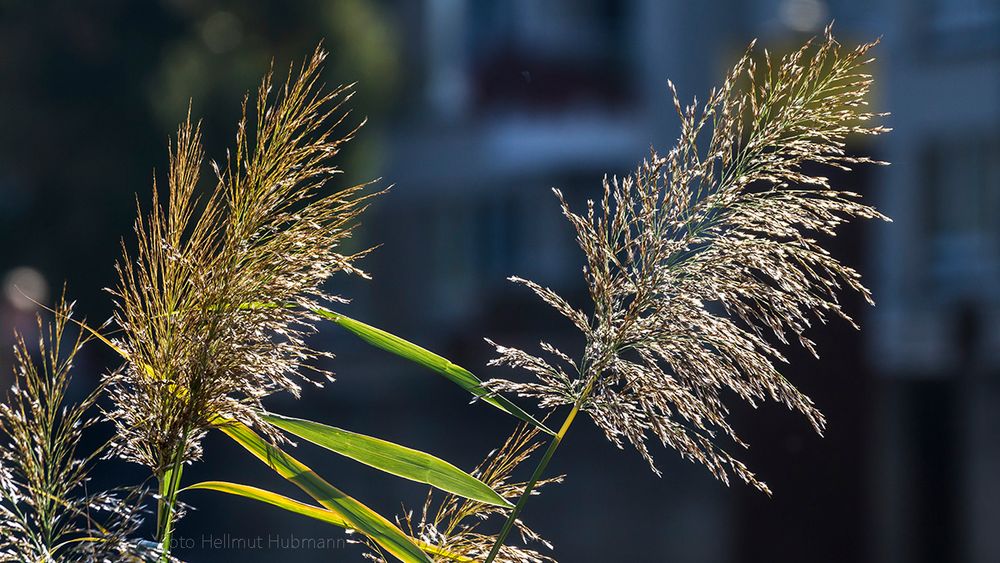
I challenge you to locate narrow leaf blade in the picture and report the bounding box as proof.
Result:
[264,413,512,508]
[312,308,553,435]
[218,421,431,563]
[185,481,473,562]
[185,481,349,527]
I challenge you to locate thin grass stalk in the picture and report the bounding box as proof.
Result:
[156,426,189,560]
[483,404,579,563]
[483,369,599,563]
[485,28,888,560]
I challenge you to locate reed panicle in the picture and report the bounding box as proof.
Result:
[106,46,376,473]
[484,26,889,563]
[103,46,379,551]
[0,299,159,562]
[487,27,889,494]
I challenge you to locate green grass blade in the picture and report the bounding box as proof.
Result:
[185,481,473,562]
[311,307,554,436]
[218,421,432,563]
[263,413,512,508]
[185,481,350,527]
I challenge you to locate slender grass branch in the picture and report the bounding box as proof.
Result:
[484,399,582,562]
[484,33,889,541]
[157,427,189,560]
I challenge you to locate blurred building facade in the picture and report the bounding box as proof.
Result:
[0,0,997,561]
[367,1,1000,562]
[870,1,1000,563]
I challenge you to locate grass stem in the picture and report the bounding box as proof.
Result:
[484,401,582,563]
[157,429,188,560]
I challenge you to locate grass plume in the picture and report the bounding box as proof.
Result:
[484,26,889,561]
[0,299,158,562]
[105,46,379,547]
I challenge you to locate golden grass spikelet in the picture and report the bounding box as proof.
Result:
[106,46,380,476]
[0,298,160,561]
[485,27,890,494]
[363,425,561,563]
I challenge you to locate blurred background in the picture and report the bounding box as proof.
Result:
[0,1,998,562]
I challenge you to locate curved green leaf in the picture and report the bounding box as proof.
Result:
[218,421,431,563]
[185,481,350,528]
[264,413,512,508]
[311,307,553,436]
[185,481,473,562]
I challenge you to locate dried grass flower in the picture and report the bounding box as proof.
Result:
[486,27,889,494]
[0,299,160,562]
[363,425,561,563]
[106,46,379,475]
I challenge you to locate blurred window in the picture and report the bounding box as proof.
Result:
[466,0,634,111]
[922,0,1000,56]
[423,195,523,318]
[474,196,522,280]
[920,135,1000,300]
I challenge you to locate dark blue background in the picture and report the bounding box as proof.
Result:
[0,1,997,562]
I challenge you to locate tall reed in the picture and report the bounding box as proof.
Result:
[99,45,532,563]
[0,25,889,563]
[0,298,157,561]
[105,47,377,552]
[483,27,889,561]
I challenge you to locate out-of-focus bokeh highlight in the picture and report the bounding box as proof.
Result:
[1,1,998,562]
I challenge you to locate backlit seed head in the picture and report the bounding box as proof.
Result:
[107,47,379,475]
[486,27,889,494]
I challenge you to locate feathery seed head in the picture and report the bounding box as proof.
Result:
[107,46,379,473]
[363,425,561,563]
[486,28,889,493]
[0,299,160,561]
